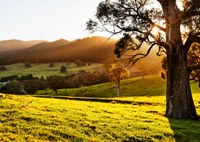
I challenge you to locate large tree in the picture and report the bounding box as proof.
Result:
[87,0,200,119]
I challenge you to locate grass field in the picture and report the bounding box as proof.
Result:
[0,63,104,78]
[0,75,200,141]
[0,94,200,142]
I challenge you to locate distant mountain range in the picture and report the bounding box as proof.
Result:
[0,39,46,52]
[0,36,162,73]
[0,36,117,64]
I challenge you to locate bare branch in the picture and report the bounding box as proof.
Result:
[130,43,157,64]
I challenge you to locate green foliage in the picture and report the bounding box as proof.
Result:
[22,80,47,95]
[46,76,67,94]
[0,75,18,82]
[0,81,26,95]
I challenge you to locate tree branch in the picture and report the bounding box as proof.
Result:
[130,43,157,64]
[188,64,200,72]
[183,9,200,20]
[184,32,200,51]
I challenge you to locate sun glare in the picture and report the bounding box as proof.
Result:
[151,26,160,37]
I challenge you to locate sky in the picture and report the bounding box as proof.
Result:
[0,0,107,41]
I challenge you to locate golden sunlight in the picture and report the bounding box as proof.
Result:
[151,26,160,37]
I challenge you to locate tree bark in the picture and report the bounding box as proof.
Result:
[163,0,198,120]
[166,50,198,119]
[117,79,120,97]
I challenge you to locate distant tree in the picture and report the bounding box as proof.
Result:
[60,65,67,73]
[0,81,26,95]
[22,79,47,94]
[49,63,55,67]
[46,76,67,94]
[0,75,18,82]
[74,59,86,67]
[19,74,37,81]
[24,62,31,68]
[87,0,200,119]
[107,63,130,96]
[0,65,7,71]
[22,80,39,94]
[66,62,71,67]
[87,62,92,66]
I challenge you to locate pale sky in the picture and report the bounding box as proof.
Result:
[0,0,107,41]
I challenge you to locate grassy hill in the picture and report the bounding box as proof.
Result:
[38,75,200,98]
[0,75,200,141]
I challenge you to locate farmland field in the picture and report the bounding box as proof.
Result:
[0,63,104,78]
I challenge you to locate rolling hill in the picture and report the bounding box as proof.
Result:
[0,39,45,52]
[0,36,163,74]
[0,36,117,64]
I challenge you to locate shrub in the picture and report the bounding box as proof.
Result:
[60,66,67,73]
[49,63,54,67]
[24,62,31,68]
[0,65,7,71]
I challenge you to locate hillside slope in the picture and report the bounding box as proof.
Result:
[0,36,163,74]
[0,36,117,64]
[0,39,45,52]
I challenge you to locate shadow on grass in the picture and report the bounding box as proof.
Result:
[168,118,200,142]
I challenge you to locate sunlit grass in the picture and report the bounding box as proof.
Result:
[0,94,200,142]
[0,72,200,141]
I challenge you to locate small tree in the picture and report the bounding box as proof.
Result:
[49,63,54,67]
[107,63,130,97]
[0,65,7,71]
[60,66,67,73]
[24,62,31,68]
[74,59,86,67]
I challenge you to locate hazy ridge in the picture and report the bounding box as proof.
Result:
[0,36,162,73]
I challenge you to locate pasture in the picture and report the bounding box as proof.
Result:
[0,63,104,78]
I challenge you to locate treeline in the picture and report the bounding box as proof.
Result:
[0,70,109,95]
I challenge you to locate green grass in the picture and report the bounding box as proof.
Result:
[0,63,104,78]
[0,94,200,142]
[1,70,200,141]
[38,75,199,98]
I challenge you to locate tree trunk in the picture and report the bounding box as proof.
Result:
[116,79,120,97]
[166,50,198,120]
[161,0,199,120]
